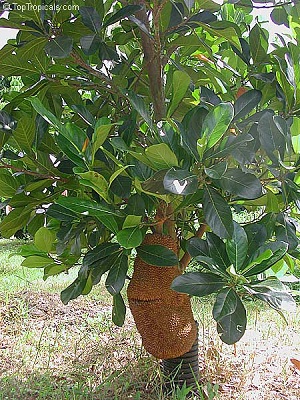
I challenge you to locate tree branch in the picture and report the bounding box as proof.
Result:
[136,3,166,121]
[179,223,207,272]
[0,161,68,182]
[238,1,292,8]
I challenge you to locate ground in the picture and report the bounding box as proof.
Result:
[0,239,299,400]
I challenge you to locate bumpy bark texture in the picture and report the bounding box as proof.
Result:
[127,233,197,359]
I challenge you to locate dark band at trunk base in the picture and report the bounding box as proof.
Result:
[161,322,199,394]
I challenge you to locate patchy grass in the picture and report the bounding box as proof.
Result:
[0,239,299,399]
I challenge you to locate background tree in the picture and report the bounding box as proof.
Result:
[0,0,299,387]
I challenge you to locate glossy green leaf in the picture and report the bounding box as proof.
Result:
[145,144,178,170]
[218,169,263,200]
[56,196,117,217]
[203,186,233,239]
[0,171,19,197]
[22,255,54,268]
[74,170,110,202]
[213,287,247,344]
[243,242,288,277]
[201,103,234,149]
[47,204,78,222]
[105,252,129,295]
[0,208,31,238]
[104,5,143,27]
[13,116,35,153]
[258,111,286,163]
[246,278,296,312]
[116,227,143,249]
[112,293,126,327]
[225,222,248,271]
[122,89,153,129]
[186,237,209,258]
[43,264,68,280]
[171,272,225,297]
[168,70,191,117]
[61,278,87,304]
[45,36,73,59]
[163,168,198,195]
[79,7,102,33]
[83,243,121,267]
[249,24,268,64]
[204,162,227,179]
[233,90,262,121]
[34,227,55,253]
[207,232,230,270]
[123,215,142,229]
[137,245,179,267]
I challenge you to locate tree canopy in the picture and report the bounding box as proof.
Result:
[0,0,299,344]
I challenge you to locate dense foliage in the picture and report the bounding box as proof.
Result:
[0,0,299,345]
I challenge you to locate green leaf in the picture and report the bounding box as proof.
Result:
[203,186,233,239]
[137,245,179,267]
[201,103,234,149]
[112,293,126,327]
[242,242,288,277]
[61,278,87,304]
[47,204,78,222]
[197,136,208,161]
[225,222,248,271]
[233,90,262,121]
[186,237,209,258]
[213,287,247,344]
[104,4,143,27]
[123,215,142,229]
[171,272,225,297]
[206,133,254,160]
[74,170,110,203]
[13,116,35,153]
[0,208,31,238]
[145,144,178,170]
[122,89,153,129]
[34,227,55,253]
[116,227,143,249]
[246,278,296,312]
[217,169,263,200]
[0,171,19,197]
[270,7,289,27]
[249,24,268,64]
[258,111,286,163]
[141,170,169,195]
[22,255,54,268]
[0,41,47,76]
[105,252,129,295]
[80,34,101,55]
[201,23,241,51]
[207,232,230,270]
[83,243,121,267]
[167,70,191,117]
[56,196,117,216]
[15,244,47,258]
[92,120,114,159]
[43,264,68,280]
[79,7,102,32]
[205,162,227,179]
[44,36,73,59]
[163,168,198,195]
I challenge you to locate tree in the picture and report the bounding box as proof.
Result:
[0,0,299,389]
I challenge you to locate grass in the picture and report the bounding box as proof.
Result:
[0,238,300,400]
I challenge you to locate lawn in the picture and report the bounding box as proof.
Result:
[0,238,299,399]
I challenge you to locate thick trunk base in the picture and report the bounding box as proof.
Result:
[127,234,197,359]
[161,322,199,393]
